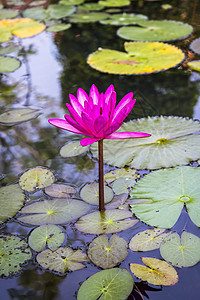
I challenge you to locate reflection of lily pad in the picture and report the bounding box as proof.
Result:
[77,268,134,300]
[130,257,178,286]
[88,234,128,269]
[0,56,21,73]
[22,5,76,20]
[45,183,76,198]
[69,12,109,23]
[0,108,41,125]
[117,20,193,41]
[37,247,88,273]
[60,141,89,157]
[91,116,200,169]
[99,0,131,7]
[187,60,200,72]
[189,38,200,55]
[0,235,32,277]
[87,42,184,75]
[0,184,25,224]
[160,231,200,267]
[18,198,91,225]
[130,166,200,228]
[28,225,65,252]
[100,13,148,25]
[0,9,18,19]
[75,209,138,234]
[80,183,113,205]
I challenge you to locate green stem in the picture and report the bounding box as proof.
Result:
[98,139,105,211]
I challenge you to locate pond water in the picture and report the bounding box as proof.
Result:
[1,0,200,299]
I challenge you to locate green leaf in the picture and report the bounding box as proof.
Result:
[187,60,200,72]
[189,38,200,55]
[78,3,105,11]
[75,209,138,234]
[59,0,84,5]
[80,183,113,205]
[130,257,178,286]
[46,23,71,32]
[37,247,88,273]
[0,235,32,277]
[130,166,200,228]
[105,193,128,210]
[100,13,148,25]
[117,20,193,42]
[19,166,55,192]
[69,12,109,23]
[91,116,200,169]
[88,234,128,269]
[87,42,184,75]
[112,177,136,195]
[160,231,200,267]
[28,225,65,252]
[23,5,75,20]
[0,108,41,125]
[0,56,21,73]
[60,141,89,157]
[77,268,134,300]
[104,168,138,184]
[45,183,76,198]
[98,0,131,7]
[18,198,91,225]
[129,228,171,251]
[0,184,25,224]
[0,9,18,19]
[22,7,47,20]
[0,44,20,55]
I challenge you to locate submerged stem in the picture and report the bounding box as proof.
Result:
[98,139,105,211]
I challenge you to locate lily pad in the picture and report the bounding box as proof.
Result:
[22,7,47,20]
[60,141,89,157]
[129,228,171,251]
[0,9,18,19]
[112,177,136,195]
[117,20,193,42]
[160,231,200,267]
[0,44,20,55]
[45,183,76,198]
[18,198,91,225]
[189,37,200,55]
[0,108,41,125]
[37,247,88,273]
[88,234,128,269]
[105,193,128,210]
[91,116,200,169]
[78,3,105,11]
[69,12,109,23]
[187,60,200,72]
[0,56,21,73]
[130,166,200,228]
[60,0,84,5]
[80,183,113,205]
[0,184,25,224]
[77,268,134,300]
[0,235,32,277]
[104,168,138,184]
[130,257,178,286]
[28,225,65,252]
[98,0,131,7]
[87,42,185,75]
[19,166,55,192]
[75,209,138,234]
[46,23,71,32]
[100,13,148,25]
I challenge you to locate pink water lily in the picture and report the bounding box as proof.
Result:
[49,84,150,146]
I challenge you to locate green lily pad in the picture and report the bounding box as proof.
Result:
[130,166,200,228]
[60,141,89,157]
[100,13,148,25]
[18,198,91,225]
[88,234,128,269]
[80,183,113,205]
[78,3,105,11]
[69,12,109,23]
[130,257,178,286]
[189,38,200,55]
[19,166,55,192]
[60,0,84,5]
[28,225,65,252]
[91,116,200,169]
[75,209,138,234]
[22,7,47,20]
[0,8,18,19]
[105,193,128,210]
[46,23,71,32]
[160,231,200,267]
[77,268,134,300]
[104,168,138,184]
[0,44,20,55]
[45,183,76,198]
[0,184,25,224]
[87,42,184,75]
[112,177,136,195]
[0,108,41,125]
[117,20,193,42]
[129,228,171,251]
[98,0,131,7]
[37,247,88,273]
[0,235,32,277]
[187,60,200,72]
[0,56,21,73]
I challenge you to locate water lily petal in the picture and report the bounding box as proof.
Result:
[106,132,151,139]
[80,137,101,146]
[64,114,91,135]
[77,88,89,106]
[104,84,115,104]
[48,119,87,135]
[66,103,86,128]
[94,115,107,136]
[89,84,100,105]
[113,93,135,119]
[68,94,83,117]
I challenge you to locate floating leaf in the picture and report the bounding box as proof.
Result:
[0,235,32,277]
[18,198,91,225]
[45,183,76,198]
[105,193,128,210]
[130,257,178,286]
[0,184,25,224]
[75,209,138,234]
[98,0,131,7]
[0,108,41,125]
[69,12,109,23]
[0,9,18,19]
[60,141,89,157]
[130,166,200,228]
[91,116,200,169]
[37,247,88,273]
[46,23,71,32]
[78,3,105,11]
[112,177,136,195]
[129,228,171,251]
[160,231,200,267]
[100,13,148,25]
[77,268,134,300]
[22,7,47,20]
[117,20,193,42]
[0,44,20,55]
[80,183,113,205]
[187,60,200,72]
[88,234,128,269]
[19,166,55,192]
[105,168,138,184]
[0,56,21,73]
[189,37,200,55]
[60,0,84,5]
[28,225,65,252]
[87,42,184,75]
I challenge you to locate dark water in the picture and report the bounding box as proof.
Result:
[1,0,200,299]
